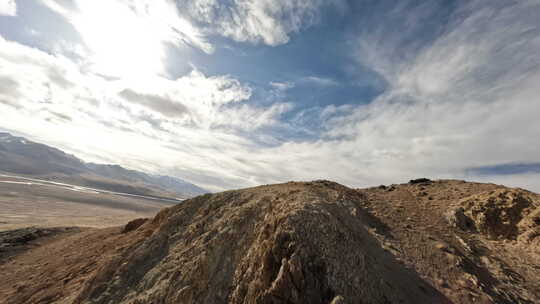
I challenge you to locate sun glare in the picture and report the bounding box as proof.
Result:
[72,2,168,78]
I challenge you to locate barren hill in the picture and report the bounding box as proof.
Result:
[1,179,539,303]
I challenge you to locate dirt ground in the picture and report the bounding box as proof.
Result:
[0,176,176,231]
[0,179,539,303]
[357,179,540,303]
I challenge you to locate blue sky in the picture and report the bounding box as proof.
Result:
[0,0,539,192]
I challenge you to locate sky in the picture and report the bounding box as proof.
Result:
[0,0,539,192]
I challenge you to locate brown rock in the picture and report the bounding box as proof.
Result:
[2,180,540,304]
[74,181,449,304]
[121,218,148,233]
[457,189,539,240]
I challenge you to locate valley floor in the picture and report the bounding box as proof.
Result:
[0,176,176,231]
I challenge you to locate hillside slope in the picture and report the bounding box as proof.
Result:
[0,179,539,303]
[0,132,207,198]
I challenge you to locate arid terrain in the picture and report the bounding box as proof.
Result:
[0,175,177,231]
[1,179,539,303]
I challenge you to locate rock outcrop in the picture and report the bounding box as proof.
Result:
[449,189,540,242]
[0,179,539,304]
[74,181,449,304]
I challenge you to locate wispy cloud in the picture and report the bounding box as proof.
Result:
[168,0,540,192]
[39,0,343,63]
[39,0,213,77]
[0,0,16,16]
[317,0,540,189]
[0,34,290,190]
[119,89,190,119]
[179,0,345,46]
[300,76,339,87]
[270,81,295,91]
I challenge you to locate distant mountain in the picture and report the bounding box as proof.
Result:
[0,132,86,175]
[0,132,207,198]
[84,163,208,197]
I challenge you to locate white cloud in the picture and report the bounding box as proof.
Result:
[180,0,345,46]
[38,0,343,73]
[0,35,291,191]
[312,0,540,191]
[117,69,253,128]
[166,0,540,192]
[0,34,255,128]
[0,0,16,16]
[213,102,293,130]
[270,81,295,91]
[300,76,339,87]
[39,0,213,78]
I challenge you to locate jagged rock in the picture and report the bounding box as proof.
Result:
[457,189,539,240]
[72,181,449,304]
[445,207,475,231]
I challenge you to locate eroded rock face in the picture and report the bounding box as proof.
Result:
[73,181,449,304]
[445,207,476,231]
[517,207,540,247]
[455,189,540,241]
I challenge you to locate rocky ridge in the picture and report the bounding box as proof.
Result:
[0,179,539,304]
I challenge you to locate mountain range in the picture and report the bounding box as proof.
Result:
[0,132,207,198]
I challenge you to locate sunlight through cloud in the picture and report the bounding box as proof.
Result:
[41,0,212,78]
